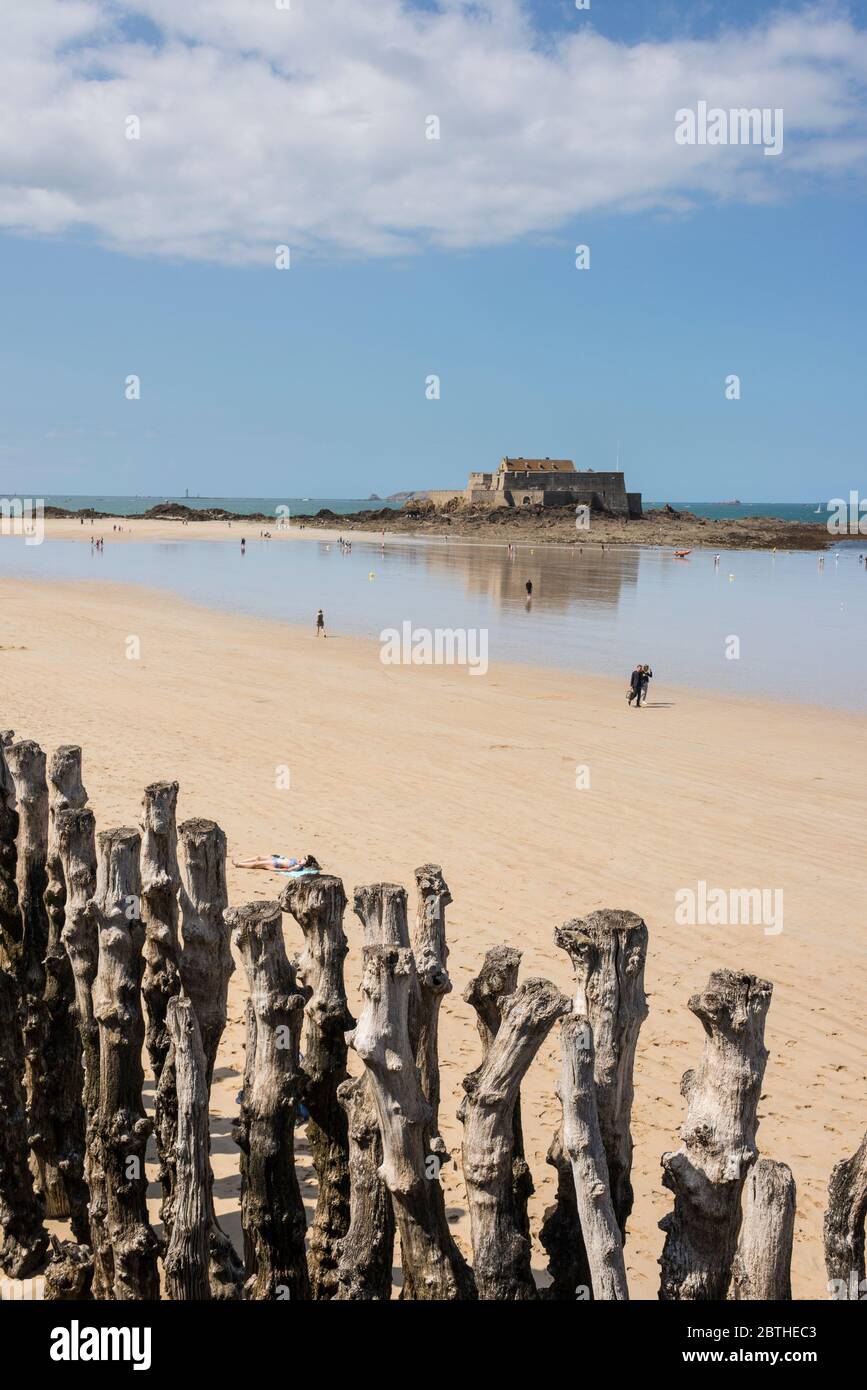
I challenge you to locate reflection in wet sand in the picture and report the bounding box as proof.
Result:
[417,540,639,612]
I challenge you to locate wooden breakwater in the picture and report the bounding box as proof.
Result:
[0,730,864,1301]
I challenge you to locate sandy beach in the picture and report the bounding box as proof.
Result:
[2,574,863,1299]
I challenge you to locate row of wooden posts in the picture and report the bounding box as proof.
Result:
[0,731,864,1300]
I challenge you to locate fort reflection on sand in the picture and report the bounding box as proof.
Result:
[0,535,863,710]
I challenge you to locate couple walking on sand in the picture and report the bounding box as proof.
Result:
[627,663,653,707]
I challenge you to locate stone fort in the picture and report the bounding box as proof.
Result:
[424,458,642,516]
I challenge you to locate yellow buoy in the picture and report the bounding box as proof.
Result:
[368,571,375,580]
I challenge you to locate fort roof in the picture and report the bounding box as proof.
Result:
[499,458,575,473]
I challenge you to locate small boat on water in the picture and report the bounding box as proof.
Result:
[673,549,692,558]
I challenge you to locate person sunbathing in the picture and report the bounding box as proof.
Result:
[232,853,321,874]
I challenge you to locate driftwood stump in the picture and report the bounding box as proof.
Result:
[412,864,452,1156]
[824,1128,867,1298]
[42,745,88,1241]
[730,1157,795,1301]
[91,826,160,1300]
[0,731,22,974]
[463,946,533,1243]
[164,995,212,1301]
[280,874,353,1300]
[559,1013,629,1300]
[659,968,772,1301]
[176,817,243,1297]
[351,883,475,1300]
[541,910,648,1298]
[5,739,68,1221]
[229,901,309,1300]
[460,977,569,1299]
[0,961,48,1276]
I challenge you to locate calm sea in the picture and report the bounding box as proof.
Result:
[35,496,833,523]
[0,531,864,710]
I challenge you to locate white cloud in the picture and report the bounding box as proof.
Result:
[0,1,864,265]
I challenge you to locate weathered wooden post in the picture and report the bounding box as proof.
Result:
[175,816,243,1297]
[351,882,475,1300]
[333,882,414,1300]
[57,805,112,1298]
[558,1013,629,1300]
[334,1072,396,1300]
[0,732,45,1277]
[463,945,533,1239]
[659,968,772,1301]
[57,809,99,1112]
[140,781,182,1083]
[541,910,648,1298]
[824,1128,867,1299]
[0,731,22,973]
[46,747,87,923]
[5,739,67,1222]
[280,874,353,1300]
[229,901,310,1300]
[554,911,648,1232]
[140,781,183,1242]
[0,961,48,1276]
[412,864,452,1155]
[460,977,569,1299]
[178,818,233,1086]
[91,826,160,1300]
[730,1158,795,1300]
[43,745,88,1242]
[164,995,212,1301]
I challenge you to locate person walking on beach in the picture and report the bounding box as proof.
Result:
[627,663,644,707]
[316,608,326,637]
[640,663,653,705]
[525,579,533,598]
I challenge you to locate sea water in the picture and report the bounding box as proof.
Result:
[0,534,864,710]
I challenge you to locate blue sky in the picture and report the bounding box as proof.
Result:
[1,1,865,501]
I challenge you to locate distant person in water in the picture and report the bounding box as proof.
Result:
[525,580,533,597]
[316,608,325,636]
[627,663,644,707]
[240,536,245,552]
